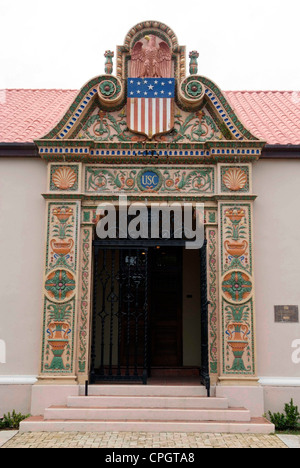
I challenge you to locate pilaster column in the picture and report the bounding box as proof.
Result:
[205,208,219,386]
[217,164,258,386]
[76,218,94,384]
[37,164,82,385]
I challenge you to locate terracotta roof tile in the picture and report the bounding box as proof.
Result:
[0,89,299,145]
[226,91,300,145]
[0,89,77,143]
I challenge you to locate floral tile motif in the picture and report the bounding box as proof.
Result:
[46,203,79,272]
[222,299,255,374]
[85,166,215,194]
[41,299,76,373]
[45,269,76,302]
[40,201,80,377]
[220,203,255,376]
[77,227,93,376]
[207,228,218,374]
[73,103,223,143]
[222,271,252,303]
[221,205,252,275]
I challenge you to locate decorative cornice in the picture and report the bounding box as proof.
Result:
[42,193,256,202]
[36,138,264,164]
[1,143,299,161]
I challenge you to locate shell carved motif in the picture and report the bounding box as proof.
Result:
[52,167,77,190]
[223,168,247,192]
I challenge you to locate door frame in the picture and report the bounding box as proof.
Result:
[90,238,210,394]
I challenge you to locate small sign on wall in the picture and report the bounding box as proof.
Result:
[275,306,299,323]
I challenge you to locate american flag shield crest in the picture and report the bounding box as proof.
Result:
[127,78,175,139]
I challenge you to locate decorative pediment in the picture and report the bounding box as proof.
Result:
[36,21,265,163]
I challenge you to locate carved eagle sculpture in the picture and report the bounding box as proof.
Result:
[131,35,172,78]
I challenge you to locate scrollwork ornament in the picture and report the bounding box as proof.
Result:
[97,76,124,108]
[178,76,205,109]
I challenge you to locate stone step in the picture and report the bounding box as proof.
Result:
[68,395,229,409]
[20,416,275,434]
[44,406,251,422]
[80,385,208,397]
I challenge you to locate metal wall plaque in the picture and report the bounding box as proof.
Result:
[275,306,299,323]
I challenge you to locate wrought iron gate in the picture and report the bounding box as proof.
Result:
[90,246,149,384]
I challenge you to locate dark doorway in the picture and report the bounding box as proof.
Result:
[150,247,183,367]
[90,240,210,394]
[90,246,183,382]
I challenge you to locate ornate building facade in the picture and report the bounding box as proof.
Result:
[0,21,300,432]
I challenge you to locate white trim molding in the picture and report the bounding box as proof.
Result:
[259,377,300,387]
[0,375,37,385]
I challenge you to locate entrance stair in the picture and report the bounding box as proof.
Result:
[20,385,274,434]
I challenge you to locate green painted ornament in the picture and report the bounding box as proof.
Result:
[104,50,114,75]
[189,51,199,75]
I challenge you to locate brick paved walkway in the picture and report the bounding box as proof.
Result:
[1,432,287,448]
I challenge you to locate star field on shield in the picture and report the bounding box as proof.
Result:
[128,78,175,98]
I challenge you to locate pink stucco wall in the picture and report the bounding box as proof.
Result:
[0,156,299,416]
[253,159,300,379]
[253,158,300,409]
[0,158,46,415]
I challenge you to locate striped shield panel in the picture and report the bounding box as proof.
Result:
[127,78,175,139]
